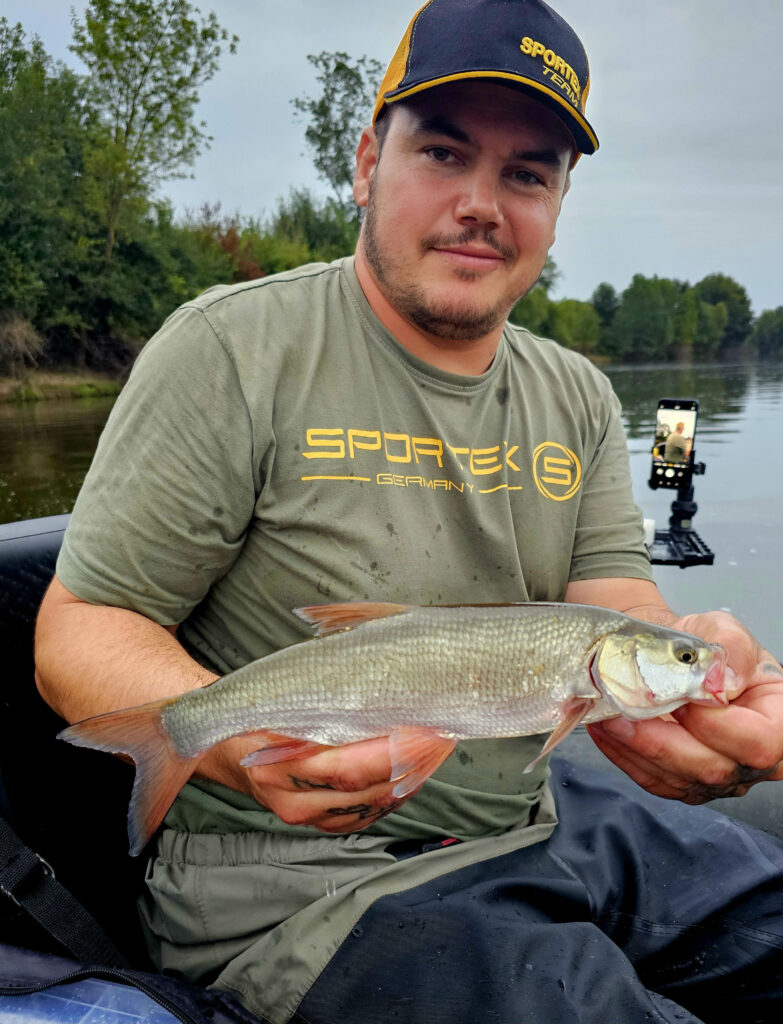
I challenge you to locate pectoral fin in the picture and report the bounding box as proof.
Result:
[522,696,598,774]
[389,727,458,798]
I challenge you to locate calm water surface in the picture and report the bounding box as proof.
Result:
[1,362,781,649]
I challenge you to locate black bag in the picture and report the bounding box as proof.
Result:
[0,942,264,1024]
[0,516,150,965]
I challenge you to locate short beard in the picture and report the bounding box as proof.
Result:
[362,176,517,343]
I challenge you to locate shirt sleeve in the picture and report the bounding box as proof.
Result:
[56,305,262,625]
[568,387,653,584]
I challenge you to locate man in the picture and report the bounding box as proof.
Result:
[35,1,783,1022]
[664,422,692,463]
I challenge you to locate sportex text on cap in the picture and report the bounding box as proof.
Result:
[373,0,598,155]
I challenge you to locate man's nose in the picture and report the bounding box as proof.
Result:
[454,168,503,229]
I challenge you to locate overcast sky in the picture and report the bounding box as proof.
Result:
[5,0,783,313]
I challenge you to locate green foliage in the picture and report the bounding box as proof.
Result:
[591,282,619,331]
[0,312,45,378]
[692,273,753,352]
[606,276,694,361]
[0,18,93,320]
[0,22,775,375]
[509,286,551,335]
[292,51,384,212]
[70,0,237,260]
[546,299,601,353]
[269,188,359,262]
[508,257,562,334]
[750,307,783,359]
[694,299,728,360]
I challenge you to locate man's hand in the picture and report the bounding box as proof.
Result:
[199,734,404,833]
[587,611,783,802]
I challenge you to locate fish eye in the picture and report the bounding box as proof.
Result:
[675,647,697,665]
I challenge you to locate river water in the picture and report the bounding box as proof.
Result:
[1,361,781,650]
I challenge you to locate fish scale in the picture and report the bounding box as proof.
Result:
[162,604,628,758]
[59,600,726,855]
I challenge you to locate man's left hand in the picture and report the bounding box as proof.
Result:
[587,611,783,802]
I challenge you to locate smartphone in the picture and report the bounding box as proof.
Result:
[649,398,698,489]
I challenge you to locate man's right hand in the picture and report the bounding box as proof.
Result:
[199,735,403,833]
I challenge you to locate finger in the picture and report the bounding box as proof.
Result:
[587,732,689,800]
[312,792,409,834]
[755,652,783,682]
[587,717,739,797]
[252,777,404,832]
[673,699,783,777]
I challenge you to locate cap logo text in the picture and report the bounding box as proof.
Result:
[520,36,581,108]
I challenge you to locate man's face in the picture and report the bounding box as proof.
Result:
[354,81,574,343]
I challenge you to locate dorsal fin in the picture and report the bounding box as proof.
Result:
[294,601,411,636]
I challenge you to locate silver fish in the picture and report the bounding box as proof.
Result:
[59,601,727,854]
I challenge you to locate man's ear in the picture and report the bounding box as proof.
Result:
[353,126,379,208]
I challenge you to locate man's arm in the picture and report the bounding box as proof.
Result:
[35,577,398,834]
[565,576,783,801]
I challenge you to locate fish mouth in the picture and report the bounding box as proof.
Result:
[704,646,730,705]
[691,646,729,707]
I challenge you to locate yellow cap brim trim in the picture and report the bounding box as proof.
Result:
[374,69,598,153]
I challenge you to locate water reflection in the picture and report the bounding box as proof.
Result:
[0,397,116,524]
[603,362,758,442]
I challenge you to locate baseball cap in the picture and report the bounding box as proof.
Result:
[373,0,598,155]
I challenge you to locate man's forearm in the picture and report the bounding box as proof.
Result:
[35,576,271,800]
[35,575,218,723]
[564,576,677,625]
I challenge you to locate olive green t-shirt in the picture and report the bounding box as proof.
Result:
[57,257,651,841]
[664,431,689,463]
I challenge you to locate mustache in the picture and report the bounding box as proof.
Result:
[420,229,515,262]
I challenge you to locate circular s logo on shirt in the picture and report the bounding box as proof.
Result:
[532,442,582,501]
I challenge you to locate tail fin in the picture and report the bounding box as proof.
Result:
[58,700,198,857]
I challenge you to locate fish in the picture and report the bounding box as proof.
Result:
[58,601,728,855]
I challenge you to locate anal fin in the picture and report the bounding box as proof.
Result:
[240,731,325,767]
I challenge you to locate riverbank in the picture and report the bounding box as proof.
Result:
[0,371,124,403]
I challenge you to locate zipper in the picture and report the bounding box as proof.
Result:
[0,965,201,1024]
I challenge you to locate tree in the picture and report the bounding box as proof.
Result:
[591,282,619,331]
[605,275,683,361]
[69,0,237,262]
[508,256,560,334]
[546,299,600,353]
[292,51,383,213]
[693,299,728,360]
[750,307,783,359]
[0,19,93,329]
[268,188,360,262]
[0,311,45,379]
[692,273,753,352]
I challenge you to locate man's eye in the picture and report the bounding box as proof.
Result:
[427,147,454,163]
[511,169,541,185]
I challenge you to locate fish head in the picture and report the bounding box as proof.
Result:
[592,628,728,719]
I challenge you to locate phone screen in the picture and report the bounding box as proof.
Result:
[650,398,698,489]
